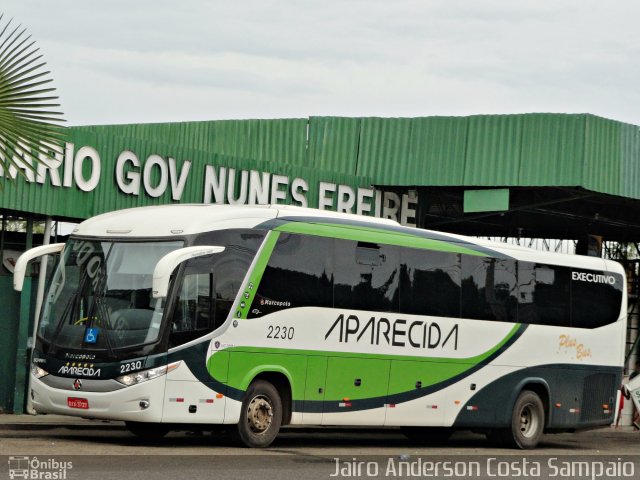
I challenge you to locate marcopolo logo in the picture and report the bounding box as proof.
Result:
[260,298,291,307]
[572,271,616,286]
[8,456,72,479]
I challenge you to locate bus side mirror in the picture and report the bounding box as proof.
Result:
[152,246,225,299]
[13,243,65,292]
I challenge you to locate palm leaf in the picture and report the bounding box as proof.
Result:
[0,13,65,187]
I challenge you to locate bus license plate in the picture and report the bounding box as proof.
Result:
[67,397,89,409]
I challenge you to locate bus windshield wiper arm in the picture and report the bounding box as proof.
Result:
[84,264,115,360]
[48,267,91,355]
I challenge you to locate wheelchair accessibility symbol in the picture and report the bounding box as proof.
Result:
[84,327,99,344]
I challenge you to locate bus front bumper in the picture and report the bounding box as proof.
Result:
[29,373,165,422]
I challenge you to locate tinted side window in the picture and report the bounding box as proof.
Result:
[169,230,263,346]
[211,247,256,325]
[462,256,517,321]
[250,233,334,317]
[171,271,212,344]
[400,248,461,317]
[571,270,623,328]
[334,240,399,313]
[518,262,571,327]
[193,229,266,325]
[170,259,213,347]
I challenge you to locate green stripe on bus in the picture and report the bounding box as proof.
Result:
[207,323,522,401]
[235,231,281,319]
[274,222,487,257]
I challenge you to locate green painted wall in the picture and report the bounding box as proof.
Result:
[0,276,20,412]
[0,275,35,413]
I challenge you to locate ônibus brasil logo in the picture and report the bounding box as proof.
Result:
[8,456,73,479]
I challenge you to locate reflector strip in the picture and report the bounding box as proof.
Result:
[466,406,478,411]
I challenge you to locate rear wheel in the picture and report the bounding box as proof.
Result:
[401,426,452,445]
[500,390,545,449]
[125,421,169,440]
[236,380,283,448]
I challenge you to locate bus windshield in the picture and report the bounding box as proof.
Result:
[38,239,183,356]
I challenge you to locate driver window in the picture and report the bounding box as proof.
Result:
[170,272,213,346]
[168,233,260,348]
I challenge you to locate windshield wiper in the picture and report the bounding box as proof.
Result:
[84,263,115,359]
[48,265,92,355]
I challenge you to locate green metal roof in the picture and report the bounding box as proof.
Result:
[2,113,640,220]
[74,113,640,192]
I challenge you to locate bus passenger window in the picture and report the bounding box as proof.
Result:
[571,270,623,328]
[249,233,333,318]
[400,248,461,318]
[462,256,517,322]
[334,240,399,313]
[517,262,570,327]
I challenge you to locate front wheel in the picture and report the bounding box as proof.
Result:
[501,390,545,449]
[236,380,283,448]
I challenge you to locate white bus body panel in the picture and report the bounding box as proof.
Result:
[162,363,226,424]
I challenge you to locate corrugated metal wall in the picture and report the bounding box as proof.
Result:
[518,114,585,186]
[307,117,360,174]
[74,119,308,167]
[408,116,469,186]
[620,122,640,199]
[3,113,640,220]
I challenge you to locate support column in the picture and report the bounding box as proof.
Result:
[13,218,33,414]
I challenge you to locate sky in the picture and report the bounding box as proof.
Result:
[3,0,640,127]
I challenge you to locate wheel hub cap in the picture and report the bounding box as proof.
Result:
[247,395,273,433]
[519,404,538,438]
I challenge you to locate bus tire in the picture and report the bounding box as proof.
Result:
[503,390,545,449]
[401,426,452,445]
[125,421,169,440]
[236,379,283,448]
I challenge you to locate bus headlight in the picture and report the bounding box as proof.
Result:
[116,361,180,386]
[31,366,49,379]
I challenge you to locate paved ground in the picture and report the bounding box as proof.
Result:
[1,415,639,479]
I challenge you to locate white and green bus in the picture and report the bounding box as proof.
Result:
[15,204,626,449]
